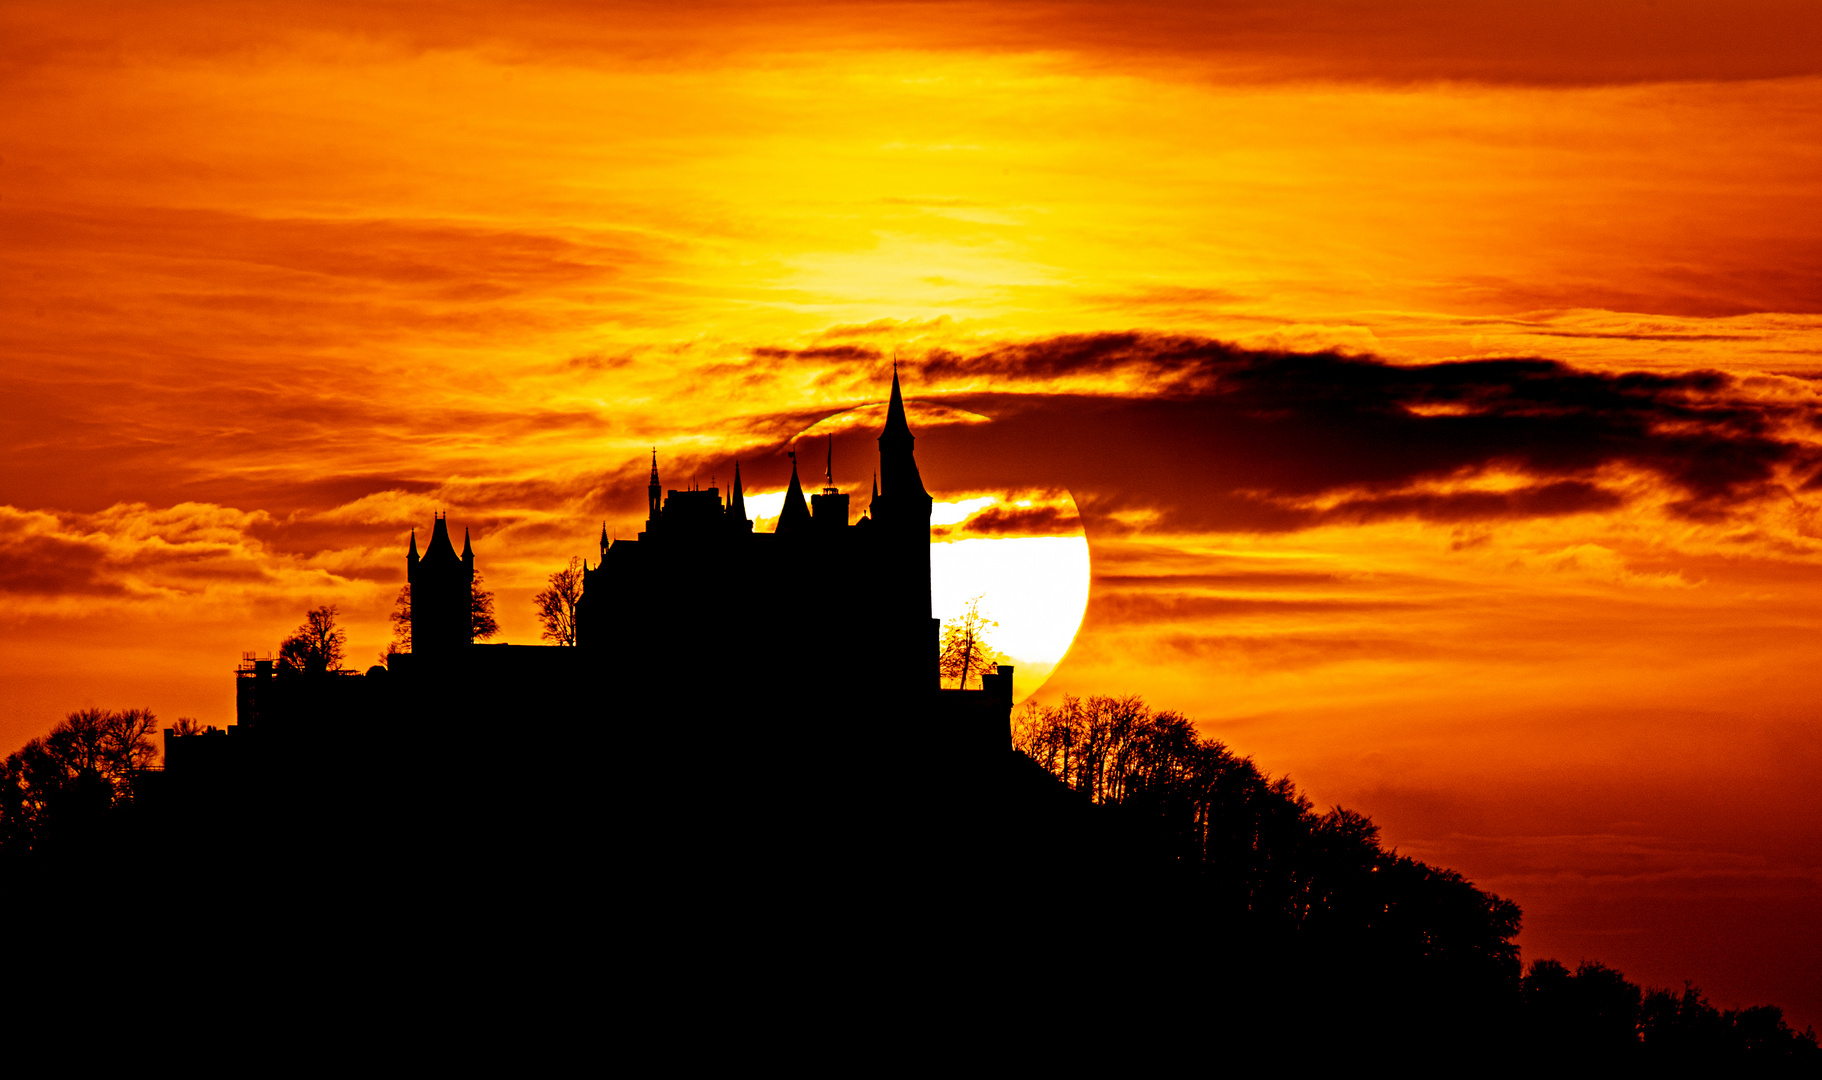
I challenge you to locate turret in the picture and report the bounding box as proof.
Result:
[647,449,662,525]
[409,513,476,656]
[873,366,936,682]
[776,450,812,535]
[729,461,751,533]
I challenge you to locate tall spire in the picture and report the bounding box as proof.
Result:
[462,527,473,559]
[647,447,662,523]
[776,448,812,534]
[882,365,913,447]
[730,460,748,523]
[877,365,928,506]
[408,529,419,561]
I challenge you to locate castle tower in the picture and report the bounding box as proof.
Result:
[408,513,475,655]
[874,366,937,686]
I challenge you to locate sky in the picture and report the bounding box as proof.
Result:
[4,0,1821,1023]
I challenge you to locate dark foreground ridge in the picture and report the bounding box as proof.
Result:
[2,373,1817,1064]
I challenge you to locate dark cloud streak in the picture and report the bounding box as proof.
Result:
[898,334,1822,533]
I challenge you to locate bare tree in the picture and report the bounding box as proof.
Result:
[939,594,1004,689]
[170,716,213,737]
[0,707,162,854]
[534,557,584,646]
[279,605,346,675]
[386,584,412,660]
[471,572,499,641]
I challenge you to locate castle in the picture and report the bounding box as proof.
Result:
[167,370,1014,852]
[384,367,1012,737]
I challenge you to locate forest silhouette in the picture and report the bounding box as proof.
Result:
[2,657,1816,1060]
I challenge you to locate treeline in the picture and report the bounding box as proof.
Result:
[0,707,159,862]
[1012,695,1820,1064]
[4,678,1817,1061]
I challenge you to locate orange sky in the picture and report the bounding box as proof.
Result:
[4,0,1821,1023]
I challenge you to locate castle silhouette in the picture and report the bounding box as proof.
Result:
[161,370,1016,869]
[388,365,1012,728]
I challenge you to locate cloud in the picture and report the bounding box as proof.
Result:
[0,512,125,597]
[935,502,1080,539]
[1315,481,1625,525]
[0,502,304,608]
[932,494,1083,539]
[876,333,1822,533]
[815,316,954,341]
[8,1,1817,87]
[751,345,883,362]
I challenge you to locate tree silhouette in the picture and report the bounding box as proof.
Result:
[471,572,499,641]
[1011,693,1524,990]
[534,558,584,646]
[386,585,412,660]
[939,595,1003,688]
[279,605,345,675]
[170,716,214,737]
[0,707,160,857]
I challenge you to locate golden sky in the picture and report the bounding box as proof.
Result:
[4,0,1821,1021]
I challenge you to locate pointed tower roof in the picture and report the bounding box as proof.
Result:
[730,460,748,522]
[876,366,929,504]
[462,527,473,559]
[881,364,913,446]
[424,513,462,565]
[600,522,610,547]
[775,450,812,534]
[408,529,420,561]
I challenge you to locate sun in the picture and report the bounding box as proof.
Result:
[928,491,1090,702]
